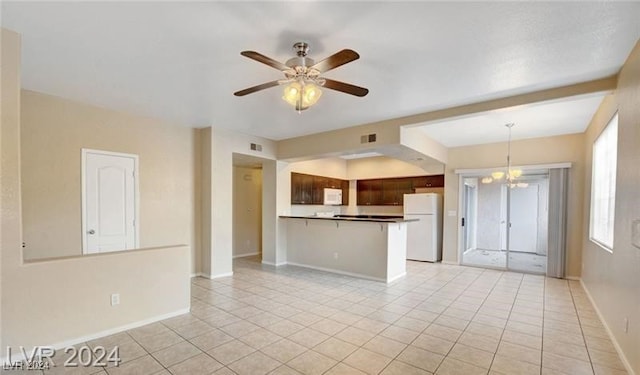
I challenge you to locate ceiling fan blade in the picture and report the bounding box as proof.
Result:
[311,49,360,73]
[234,80,281,96]
[240,51,289,71]
[322,79,369,97]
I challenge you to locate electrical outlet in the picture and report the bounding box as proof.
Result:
[111,293,120,306]
[333,252,338,260]
[624,317,629,333]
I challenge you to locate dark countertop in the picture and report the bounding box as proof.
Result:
[279,215,418,223]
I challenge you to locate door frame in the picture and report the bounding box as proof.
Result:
[456,163,571,272]
[458,174,507,271]
[81,148,140,254]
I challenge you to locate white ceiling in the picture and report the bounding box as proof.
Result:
[417,94,607,147]
[2,2,639,141]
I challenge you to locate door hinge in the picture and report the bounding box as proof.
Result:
[461,217,465,227]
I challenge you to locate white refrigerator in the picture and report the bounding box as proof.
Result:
[403,193,443,262]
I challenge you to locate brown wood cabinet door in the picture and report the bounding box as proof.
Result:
[312,176,328,204]
[412,174,444,189]
[382,179,399,205]
[356,180,369,205]
[397,177,414,204]
[291,172,314,204]
[357,179,383,205]
[291,172,304,204]
[370,179,383,205]
[426,174,445,188]
[341,180,349,206]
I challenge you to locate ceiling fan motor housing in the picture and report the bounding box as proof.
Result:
[285,56,315,68]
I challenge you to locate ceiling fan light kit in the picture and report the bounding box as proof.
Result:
[282,81,322,111]
[234,42,369,112]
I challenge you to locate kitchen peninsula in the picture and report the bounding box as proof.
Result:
[280,215,416,283]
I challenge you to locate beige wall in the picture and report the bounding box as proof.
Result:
[581,41,640,374]
[20,91,200,273]
[442,133,585,277]
[346,156,432,180]
[291,157,348,179]
[205,128,277,276]
[200,128,212,276]
[232,166,262,257]
[1,29,190,354]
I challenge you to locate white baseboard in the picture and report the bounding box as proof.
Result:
[286,261,390,283]
[233,252,261,259]
[387,272,407,283]
[579,279,636,375]
[190,272,207,278]
[441,260,459,265]
[209,272,233,279]
[1,308,190,364]
[565,275,581,281]
[261,260,287,267]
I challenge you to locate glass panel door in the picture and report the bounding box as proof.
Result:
[460,169,551,274]
[461,176,507,269]
[507,171,549,274]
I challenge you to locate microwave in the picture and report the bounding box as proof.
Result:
[323,188,343,205]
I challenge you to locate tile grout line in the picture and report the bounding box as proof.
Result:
[429,268,501,374]
[482,271,526,375]
[567,279,597,375]
[318,264,468,374]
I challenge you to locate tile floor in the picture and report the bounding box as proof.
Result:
[462,249,547,274]
[21,256,629,374]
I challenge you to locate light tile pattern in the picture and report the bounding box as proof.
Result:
[14,256,628,375]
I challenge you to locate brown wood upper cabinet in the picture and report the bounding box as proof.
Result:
[291,172,349,205]
[356,179,383,206]
[356,174,444,206]
[412,174,445,189]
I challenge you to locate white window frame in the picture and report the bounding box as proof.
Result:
[589,112,618,252]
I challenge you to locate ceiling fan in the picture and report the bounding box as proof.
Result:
[234,42,369,111]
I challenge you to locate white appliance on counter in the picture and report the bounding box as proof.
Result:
[403,193,442,262]
[323,188,342,205]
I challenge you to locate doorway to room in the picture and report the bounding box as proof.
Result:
[232,154,264,261]
[458,166,568,276]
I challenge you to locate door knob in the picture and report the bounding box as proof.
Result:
[88,229,95,235]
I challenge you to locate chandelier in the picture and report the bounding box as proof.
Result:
[481,123,528,188]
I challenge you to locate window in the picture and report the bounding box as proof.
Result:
[590,112,618,250]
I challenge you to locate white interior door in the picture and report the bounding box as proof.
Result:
[83,149,138,254]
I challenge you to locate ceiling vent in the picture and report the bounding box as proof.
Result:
[360,133,377,144]
[250,143,262,152]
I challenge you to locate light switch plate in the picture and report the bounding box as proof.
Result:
[632,219,640,249]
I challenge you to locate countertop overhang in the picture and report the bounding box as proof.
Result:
[279,215,418,223]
